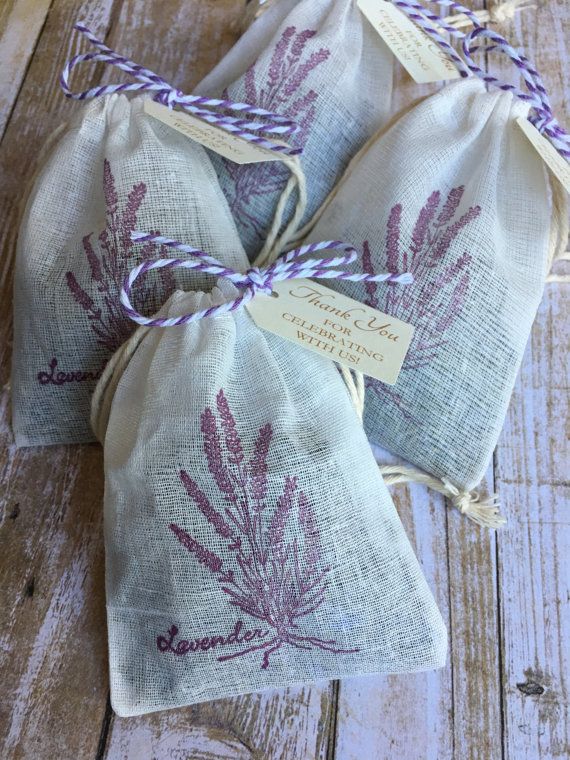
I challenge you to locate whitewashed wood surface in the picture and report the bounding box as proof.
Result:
[0,1,567,758]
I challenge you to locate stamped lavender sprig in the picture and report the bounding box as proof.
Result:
[65,160,175,353]
[168,389,359,669]
[362,186,481,419]
[220,26,330,242]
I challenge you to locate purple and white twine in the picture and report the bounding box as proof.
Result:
[392,0,570,158]
[60,23,302,156]
[120,234,413,328]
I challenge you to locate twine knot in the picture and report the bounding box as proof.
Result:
[531,111,556,134]
[60,22,301,156]
[155,87,184,109]
[120,233,413,328]
[245,266,274,294]
[441,478,506,528]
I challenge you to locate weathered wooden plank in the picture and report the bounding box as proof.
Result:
[103,0,247,91]
[496,284,569,760]
[334,480,453,760]
[0,0,53,141]
[446,467,502,760]
[0,445,107,760]
[0,2,119,759]
[492,2,570,758]
[105,683,335,759]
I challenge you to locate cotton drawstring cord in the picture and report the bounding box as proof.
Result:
[546,250,570,283]
[379,465,507,528]
[61,22,301,156]
[254,155,308,267]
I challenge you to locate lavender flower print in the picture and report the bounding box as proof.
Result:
[362,186,481,419]
[166,389,359,670]
[220,27,330,243]
[65,159,175,354]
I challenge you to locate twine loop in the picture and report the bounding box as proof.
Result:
[61,22,302,156]
[120,234,413,328]
[391,0,570,159]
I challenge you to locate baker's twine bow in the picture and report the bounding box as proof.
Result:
[61,23,301,156]
[120,235,413,327]
[392,0,570,159]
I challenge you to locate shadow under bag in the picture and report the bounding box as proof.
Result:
[99,282,447,716]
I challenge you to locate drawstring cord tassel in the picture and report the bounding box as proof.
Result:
[443,0,534,29]
[379,465,507,528]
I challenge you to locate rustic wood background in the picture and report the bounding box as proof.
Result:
[0,1,568,758]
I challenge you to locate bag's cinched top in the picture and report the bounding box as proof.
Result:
[61,22,302,157]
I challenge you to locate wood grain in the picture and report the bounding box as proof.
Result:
[0,0,52,139]
[0,0,568,758]
[491,3,570,758]
[0,2,117,757]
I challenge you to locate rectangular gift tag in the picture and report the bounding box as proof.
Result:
[516,117,570,193]
[357,0,460,84]
[246,279,414,385]
[144,100,288,165]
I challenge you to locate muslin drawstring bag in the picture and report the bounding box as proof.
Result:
[92,238,447,716]
[300,11,569,525]
[198,0,529,264]
[12,25,299,447]
[196,0,394,262]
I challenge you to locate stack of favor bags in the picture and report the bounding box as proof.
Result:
[12,0,568,716]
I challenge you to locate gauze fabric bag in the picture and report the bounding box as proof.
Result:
[195,0,395,263]
[12,24,299,447]
[93,247,447,715]
[301,16,569,525]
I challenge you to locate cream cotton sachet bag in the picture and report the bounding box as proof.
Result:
[195,0,394,262]
[197,0,526,263]
[300,10,569,524]
[92,234,447,717]
[12,24,300,447]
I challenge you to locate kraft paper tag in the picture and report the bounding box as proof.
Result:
[516,117,570,193]
[144,100,289,165]
[357,0,460,84]
[246,279,414,385]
